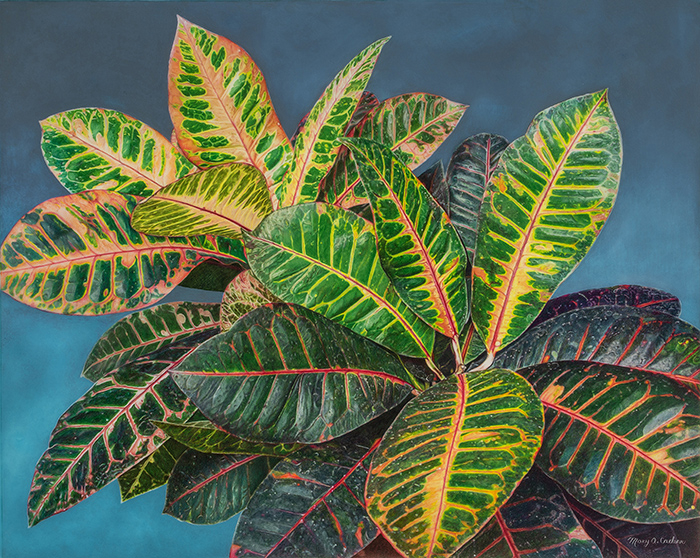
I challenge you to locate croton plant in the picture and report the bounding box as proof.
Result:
[2,16,699,558]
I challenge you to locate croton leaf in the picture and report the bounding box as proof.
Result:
[344,139,469,343]
[276,38,389,207]
[131,163,272,239]
[82,301,220,381]
[171,303,419,444]
[419,161,448,213]
[472,91,622,359]
[27,333,212,526]
[164,450,278,525]
[118,438,188,501]
[365,369,544,558]
[520,361,700,523]
[455,467,602,558]
[41,108,195,197]
[446,133,509,264]
[169,17,292,199]
[0,191,245,315]
[245,203,435,359]
[494,306,700,393]
[220,270,278,332]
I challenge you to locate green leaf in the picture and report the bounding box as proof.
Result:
[118,438,188,501]
[41,108,195,197]
[419,161,448,213]
[171,303,418,444]
[131,164,272,239]
[343,139,469,342]
[221,270,278,332]
[276,38,389,207]
[472,91,622,358]
[521,361,700,522]
[82,301,221,381]
[245,203,435,359]
[446,133,509,264]
[0,191,245,315]
[169,17,293,200]
[164,450,278,525]
[365,369,544,558]
[179,260,243,291]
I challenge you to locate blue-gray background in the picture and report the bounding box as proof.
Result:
[1,1,698,557]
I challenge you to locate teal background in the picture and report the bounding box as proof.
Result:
[1,1,698,557]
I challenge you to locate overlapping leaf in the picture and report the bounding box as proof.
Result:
[0,191,245,315]
[171,303,418,444]
[179,259,243,291]
[244,203,435,358]
[419,161,448,212]
[82,301,221,381]
[131,164,272,239]
[41,108,195,197]
[365,369,544,558]
[446,133,509,263]
[220,270,277,332]
[521,361,700,523]
[344,139,469,342]
[118,438,188,501]
[472,91,622,358]
[276,38,389,207]
[164,450,277,524]
[169,17,292,197]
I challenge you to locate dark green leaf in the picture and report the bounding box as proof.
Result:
[419,161,448,212]
[179,260,244,292]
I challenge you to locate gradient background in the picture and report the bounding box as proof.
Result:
[1,2,699,557]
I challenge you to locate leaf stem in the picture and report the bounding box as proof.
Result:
[426,358,445,381]
[451,336,463,367]
[470,352,494,372]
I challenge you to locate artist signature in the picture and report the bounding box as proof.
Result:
[627,537,686,548]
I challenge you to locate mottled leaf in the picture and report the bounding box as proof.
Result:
[118,438,188,501]
[221,270,278,332]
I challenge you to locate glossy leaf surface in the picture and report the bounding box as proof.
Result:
[118,438,188,501]
[521,361,700,522]
[220,270,277,332]
[446,133,509,263]
[171,304,417,443]
[366,370,544,558]
[472,91,622,356]
[83,301,220,381]
[41,108,195,197]
[169,17,292,196]
[245,203,435,358]
[344,139,468,340]
[164,450,277,524]
[131,164,272,239]
[276,38,389,207]
[0,191,245,315]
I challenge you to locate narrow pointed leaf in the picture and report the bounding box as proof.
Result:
[118,438,188,501]
[447,133,509,263]
[220,270,278,332]
[344,139,469,340]
[164,450,278,525]
[0,191,245,315]
[494,306,700,393]
[83,301,221,381]
[520,361,700,522]
[455,467,602,558]
[419,161,448,212]
[245,203,435,359]
[472,91,622,356]
[366,369,544,558]
[131,164,272,239]
[41,108,195,197]
[169,17,292,197]
[171,303,418,444]
[276,38,389,207]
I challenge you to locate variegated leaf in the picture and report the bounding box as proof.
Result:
[220,270,278,331]
[118,438,188,501]
[41,108,195,197]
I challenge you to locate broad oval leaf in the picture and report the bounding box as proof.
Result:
[244,203,435,359]
[118,438,188,501]
[276,37,389,207]
[164,450,278,525]
[447,133,509,264]
[131,164,272,239]
[41,108,195,197]
[82,301,221,381]
[0,191,245,315]
[221,270,278,332]
[169,17,292,197]
[343,139,469,341]
[365,369,544,558]
[171,303,419,444]
[472,90,622,357]
[521,361,700,523]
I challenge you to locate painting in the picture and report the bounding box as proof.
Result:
[1,2,698,557]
